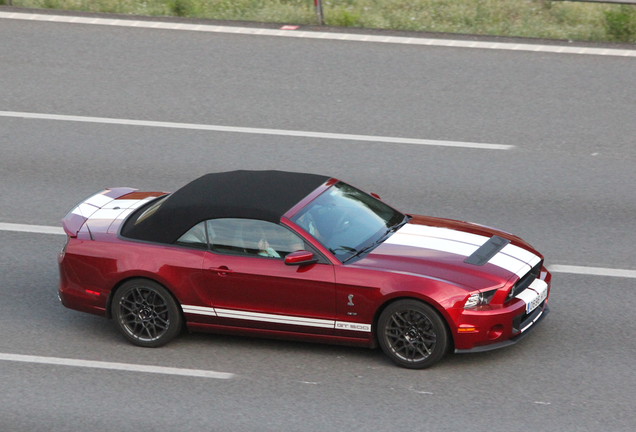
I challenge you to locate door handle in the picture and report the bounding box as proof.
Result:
[209,266,233,276]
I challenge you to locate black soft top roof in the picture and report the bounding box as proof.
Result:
[121,170,330,244]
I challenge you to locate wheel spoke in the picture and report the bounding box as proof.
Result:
[383,307,437,362]
[118,285,172,342]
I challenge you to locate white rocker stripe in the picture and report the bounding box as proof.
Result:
[215,308,335,328]
[181,305,371,332]
[182,305,218,317]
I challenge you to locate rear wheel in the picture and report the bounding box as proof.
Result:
[378,299,448,369]
[112,279,182,348]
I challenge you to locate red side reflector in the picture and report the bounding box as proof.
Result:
[85,290,101,296]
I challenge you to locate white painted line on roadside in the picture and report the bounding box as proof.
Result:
[1,11,635,58]
[0,110,513,150]
[0,353,234,379]
[0,222,65,235]
[548,264,636,279]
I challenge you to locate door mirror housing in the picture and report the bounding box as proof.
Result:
[285,250,318,266]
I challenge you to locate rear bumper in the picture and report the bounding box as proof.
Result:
[454,304,549,354]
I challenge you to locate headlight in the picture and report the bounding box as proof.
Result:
[464,289,497,309]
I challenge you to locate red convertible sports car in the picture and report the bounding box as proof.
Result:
[58,171,550,369]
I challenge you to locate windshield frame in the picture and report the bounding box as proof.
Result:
[289,181,407,263]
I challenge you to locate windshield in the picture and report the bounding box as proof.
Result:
[291,182,406,262]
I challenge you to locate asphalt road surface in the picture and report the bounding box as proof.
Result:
[1,11,635,432]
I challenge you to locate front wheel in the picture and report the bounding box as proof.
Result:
[377,300,449,369]
[112,279,182,348]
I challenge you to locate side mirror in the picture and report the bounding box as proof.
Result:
[285,250,318,266]
[370,192,381,200]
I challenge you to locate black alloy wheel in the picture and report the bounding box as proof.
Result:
[112,279,182,348]
[378,300,449,369]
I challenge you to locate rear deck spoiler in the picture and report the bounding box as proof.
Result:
[62,188,137,237]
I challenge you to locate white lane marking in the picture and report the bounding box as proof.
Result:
[1,12,635,58]
[548,264,636,279]
[0,222,64,235]
[0,111,511,150]
[3,222,636,279]
[0,353,234,379]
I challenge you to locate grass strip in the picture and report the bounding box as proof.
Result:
[3,0,636,43]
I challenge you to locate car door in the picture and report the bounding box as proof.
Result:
[195,218,336,335]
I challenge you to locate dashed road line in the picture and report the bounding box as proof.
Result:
[0,353,234,379]
[0,111,513,150]
[2,222,635,278]
[1,11,635,58]
[548,264,636,279]
[0,222,64,235]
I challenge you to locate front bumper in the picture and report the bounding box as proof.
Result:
[454,303,549,354]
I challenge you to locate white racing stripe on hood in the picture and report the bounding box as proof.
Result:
[385,224,539,277]
[396,224,489,246]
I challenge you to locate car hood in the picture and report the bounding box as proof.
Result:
[352,216,543,291]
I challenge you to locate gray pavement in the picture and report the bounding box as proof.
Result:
[1,13,635,431]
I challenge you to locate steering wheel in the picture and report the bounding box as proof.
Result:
[334,212,351,235]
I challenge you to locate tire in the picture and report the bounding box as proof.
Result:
[377,299,449,369]
[111,279,182,348]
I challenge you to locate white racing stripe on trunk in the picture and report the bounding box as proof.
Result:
[72,202,99,218]
[87,208,126,220]
[83,192,114,208]
[0,353,234,379]
[102,199,145,209]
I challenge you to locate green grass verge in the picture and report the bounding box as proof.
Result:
[5,0,636,43]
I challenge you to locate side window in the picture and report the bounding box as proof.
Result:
[206,218,305,259]
[175,221,208,250]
